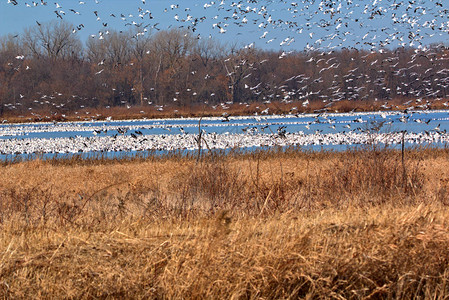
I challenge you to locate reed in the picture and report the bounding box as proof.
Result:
[0,147,448,298]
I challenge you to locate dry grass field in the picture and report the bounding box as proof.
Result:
[1,147,449,298]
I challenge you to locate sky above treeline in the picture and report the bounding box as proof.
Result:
[1,0,449,52]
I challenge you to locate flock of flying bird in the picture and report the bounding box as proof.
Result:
[5,0,449,51]
[3,0,449,156]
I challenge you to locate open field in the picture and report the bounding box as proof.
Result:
[1,148,449,298]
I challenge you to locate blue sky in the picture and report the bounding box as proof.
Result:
[1,0,292,50]
[1,0,449,52]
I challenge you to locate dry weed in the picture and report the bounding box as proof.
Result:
[0,148,448,298]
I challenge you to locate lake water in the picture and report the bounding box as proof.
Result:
[1,110,449,160]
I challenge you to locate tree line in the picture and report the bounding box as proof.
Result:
[1,20,449,117]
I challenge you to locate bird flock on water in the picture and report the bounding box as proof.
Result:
[1,111,449,156]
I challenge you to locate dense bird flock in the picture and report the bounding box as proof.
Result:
[0,111,448,156]
[1,0,449,123]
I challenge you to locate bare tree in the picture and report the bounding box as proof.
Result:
[194,38,224,68]
[22,20,82,60]
[0,35,26,114]
[151,28,196,70]
[223,45,258,103]
[129,29,153,106]
[0,34,23,56]
[87,30,132,67]
[150,28,197,104]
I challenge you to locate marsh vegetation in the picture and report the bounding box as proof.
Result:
[1,148,449,298]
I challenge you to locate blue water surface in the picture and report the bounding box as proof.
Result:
[1,110,449,160]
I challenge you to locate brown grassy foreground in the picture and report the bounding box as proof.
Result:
[1,148,449,298]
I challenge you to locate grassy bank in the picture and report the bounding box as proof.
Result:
[1,148,449,298]
[3,97,449,123]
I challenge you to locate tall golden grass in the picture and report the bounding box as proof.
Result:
[1,147,449,298]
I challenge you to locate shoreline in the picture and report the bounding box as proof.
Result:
[2,98,449,125]
[1,108,448,126]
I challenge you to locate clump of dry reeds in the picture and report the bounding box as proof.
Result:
[0,148,448,298]
[0,147,430,223]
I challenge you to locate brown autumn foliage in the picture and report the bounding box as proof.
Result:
[2,20,449,122]
[1,147,449,297]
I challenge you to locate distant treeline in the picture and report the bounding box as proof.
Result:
[1,20,449,116]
